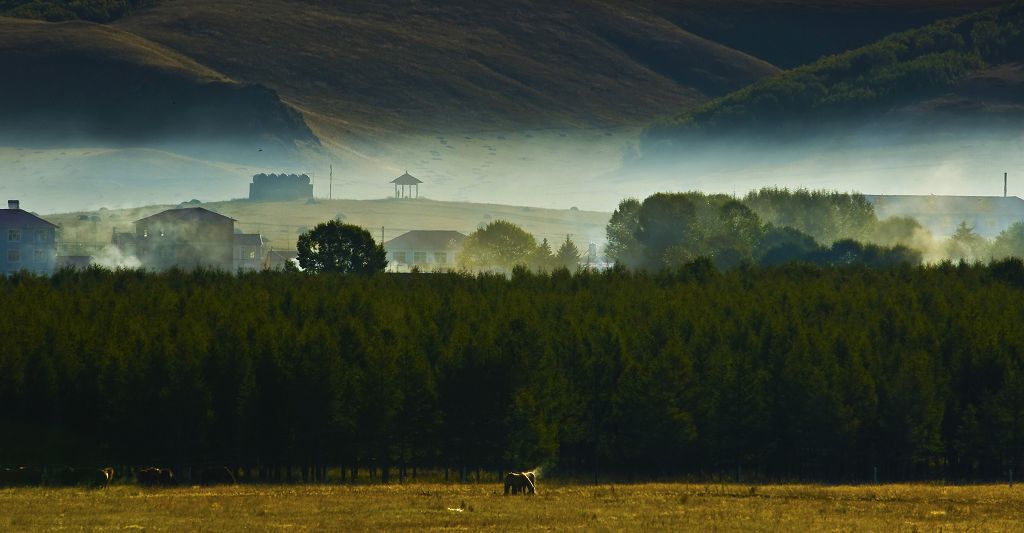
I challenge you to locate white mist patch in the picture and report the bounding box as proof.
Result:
[92,245,141,270]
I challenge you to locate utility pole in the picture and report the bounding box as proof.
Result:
[381,226,384,244]
[330,164,333,200]
[1005,172,1008,198]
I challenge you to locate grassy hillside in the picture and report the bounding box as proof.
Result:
[114,0,779,138]
[645,1,1024,148]
[0,17,319,162]
[641,0,1005,69]
[48,198,611,257]
[0,0,143,22]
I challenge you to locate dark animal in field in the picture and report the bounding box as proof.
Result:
[137,467,175,486]
[72,468,109,488]
[198,466,236,485]
[0,466,42,487]
[503,471,536,495]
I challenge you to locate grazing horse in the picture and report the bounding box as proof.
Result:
[503,471,537,495]
[102,467,115,485]
[137,467,175,486]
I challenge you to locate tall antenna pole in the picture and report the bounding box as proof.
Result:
[1005,172,1008,198]
[381,226,384,244]
[330,164,333,200]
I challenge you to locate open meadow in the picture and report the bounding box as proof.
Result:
[1,483,1022,531]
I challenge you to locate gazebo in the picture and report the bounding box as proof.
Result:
[391,171,422,199]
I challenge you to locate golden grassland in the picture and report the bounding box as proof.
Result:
[1,482,1022,532]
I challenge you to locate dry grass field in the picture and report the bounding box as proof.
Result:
[1,482,1022,532]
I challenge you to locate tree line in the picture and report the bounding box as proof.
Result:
[2,263,1024,482]
[605,189,922,271]
[605,188,1024,271]
[645,0,1024,143]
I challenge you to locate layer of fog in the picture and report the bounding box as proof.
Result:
[3,126,1022,221]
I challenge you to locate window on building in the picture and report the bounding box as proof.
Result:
[143,228,149,238]
[8,229,20,242]
[434,252,447,265]
[7,249,20,262]
[245,248,256,260]
[413,251,427,264]
[35,230,47,242]
[394,251,407,263]
[34,249,46,263]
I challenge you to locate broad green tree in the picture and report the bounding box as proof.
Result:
[458,220,537,272]
[296,220,386,274]
[605,198,645,268]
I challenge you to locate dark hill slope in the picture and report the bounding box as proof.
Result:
[0,17,319,162]
[641,0,1005,69]
[643,1,1024,152]
[114,0,780,136]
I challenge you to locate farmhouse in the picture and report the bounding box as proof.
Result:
[249,173,314,201]
[134,207,265,271]
[384,230,465,271]
[1,200,58,276]
[865,195,1024,238]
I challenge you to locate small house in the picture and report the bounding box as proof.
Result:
[233,233,266,271]
[264,249,299,270]
[384,230,465,271]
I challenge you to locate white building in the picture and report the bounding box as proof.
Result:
[233,233,266,271]
[384,230,466,271]
[1,200,58,276]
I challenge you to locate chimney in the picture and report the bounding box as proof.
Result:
[7,200,18,210]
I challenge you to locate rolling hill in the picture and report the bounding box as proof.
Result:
[643,0,1024,152]
[1,1,1016,213]
[0,17,319,163]
[112,0,781,139]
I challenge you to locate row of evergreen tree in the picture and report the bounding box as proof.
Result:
[2,263,1023,482]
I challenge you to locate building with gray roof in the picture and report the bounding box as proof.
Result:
[1,200,58,276]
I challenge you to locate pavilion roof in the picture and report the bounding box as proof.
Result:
[391,172,423,185]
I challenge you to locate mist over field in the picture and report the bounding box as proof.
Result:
[4,125,1022,218]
